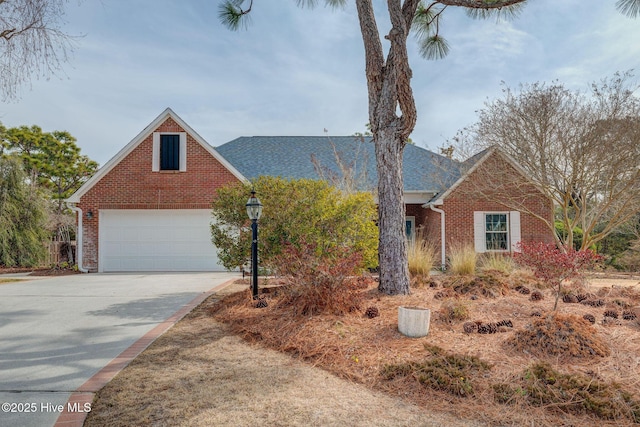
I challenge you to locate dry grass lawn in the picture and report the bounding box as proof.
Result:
[85,271,640,427]
[84,282,483,427]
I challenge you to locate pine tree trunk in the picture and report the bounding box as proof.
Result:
[355,0,418,295]
[375,130,410,295]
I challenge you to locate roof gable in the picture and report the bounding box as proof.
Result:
[67,108,246,203]
[427,146,541,205]
[216,136,460,193]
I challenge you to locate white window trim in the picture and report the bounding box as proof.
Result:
[152,132,187,172]
[405,216,416,243]
[486,212,510,252]
[474,211,521,253]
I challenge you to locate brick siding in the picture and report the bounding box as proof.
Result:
[405,204,428,229]
[420,151,555,260]
[76,117,241,271]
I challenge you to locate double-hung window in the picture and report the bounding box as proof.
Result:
[474,211,521,253]
[485,213,508,250]
[152,132,187,172]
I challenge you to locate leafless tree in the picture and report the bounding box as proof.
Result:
[0,0,75,101]
[452,72,640,251]
[311,132,373,195]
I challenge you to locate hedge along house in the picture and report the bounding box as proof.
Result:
[66,108,245,272]
[217,137,555,269]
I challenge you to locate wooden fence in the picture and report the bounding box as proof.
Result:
[46,241,76,266]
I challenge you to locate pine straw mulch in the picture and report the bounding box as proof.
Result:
[210,270,640,427]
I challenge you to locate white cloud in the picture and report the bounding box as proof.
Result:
[2,1,640,164]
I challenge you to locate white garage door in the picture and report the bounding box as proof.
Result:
[99,209,224,272]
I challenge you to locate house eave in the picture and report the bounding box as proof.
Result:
[422,198,444,208]
[372,190,437,205]
[403,191,437,204]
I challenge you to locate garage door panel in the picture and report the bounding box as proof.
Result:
[99,210,223,272]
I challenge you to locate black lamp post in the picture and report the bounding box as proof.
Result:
[246,190,263,299]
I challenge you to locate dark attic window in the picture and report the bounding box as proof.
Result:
[160,134,180,171]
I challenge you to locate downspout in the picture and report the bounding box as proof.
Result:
[428,203,446,270]
[67,203,88,273]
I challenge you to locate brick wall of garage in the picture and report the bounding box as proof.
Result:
[76,117,242,271]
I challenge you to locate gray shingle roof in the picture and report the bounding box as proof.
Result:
[216,136,461,193]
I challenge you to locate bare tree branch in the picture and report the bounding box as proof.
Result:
[353,0,384,136]
[0,0,75,101]
[452,72,640,250]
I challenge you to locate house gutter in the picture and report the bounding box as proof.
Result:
[427,202,446,270]
[67,203,88,273]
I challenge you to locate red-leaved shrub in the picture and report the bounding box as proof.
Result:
[515,242,602,310]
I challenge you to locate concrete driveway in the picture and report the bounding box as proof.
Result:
[0,272,238,427]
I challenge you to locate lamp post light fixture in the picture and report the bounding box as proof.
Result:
[246,189,263,299]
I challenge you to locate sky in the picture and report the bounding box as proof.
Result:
[2,1,640,166]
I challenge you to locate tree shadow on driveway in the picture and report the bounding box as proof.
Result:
[87,292,198,321]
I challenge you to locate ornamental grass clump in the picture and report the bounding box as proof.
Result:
[407,230,437,277]
[479,252,515,274]
[448,244,477,275]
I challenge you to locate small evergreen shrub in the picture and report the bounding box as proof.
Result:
[493,362,640,423]
[382,344,491,397]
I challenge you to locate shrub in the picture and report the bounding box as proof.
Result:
[407,229,436,276]
[211,176,378,270]
[272,240,364,316]
[441,270,510,298]
[381,344,491,397]
[618,239,640,272]
[554,221,584,251]
[505,313,610,358]
[438,300,470,322]
[515,242,602,310]
[494,362,640,423]
[448,244,477,275]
